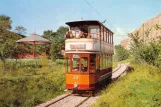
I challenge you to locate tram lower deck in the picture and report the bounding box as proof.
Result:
[65,53,112,91]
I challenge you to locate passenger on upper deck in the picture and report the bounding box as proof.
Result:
[80,31,87,38]
[65,32,70,38]
[65,30,88,39]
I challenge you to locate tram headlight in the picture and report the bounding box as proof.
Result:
[74,83,78,88]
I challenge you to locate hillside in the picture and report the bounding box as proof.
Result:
[121,13,161,49]
[132,13,161,41]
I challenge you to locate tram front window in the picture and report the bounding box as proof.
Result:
[72,58,80,71]
[90,54,96,73]
[81,57,88,72]
[66,58,70,72]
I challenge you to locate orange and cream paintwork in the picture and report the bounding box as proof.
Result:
[65,20,114,91]
[66,73,96,90]
[66,69,112,91]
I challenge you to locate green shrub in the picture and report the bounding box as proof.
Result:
[129,32,161,69]
[114,45,129,61]
[0,60,65,107]
[93,63,161,107]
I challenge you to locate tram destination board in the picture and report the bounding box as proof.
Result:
[72,54,80,58]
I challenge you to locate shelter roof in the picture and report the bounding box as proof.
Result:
[16,34,51,44]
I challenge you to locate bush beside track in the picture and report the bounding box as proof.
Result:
[93,62,161,107]
[0,59,65,107]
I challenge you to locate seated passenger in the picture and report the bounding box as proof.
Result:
[76,63,79,71]
[81,64,85,71]
[65,32,70,38]
[83,33,88,38]
[80,32,84,38]
[69,31,74,38]
[75,31,80,38]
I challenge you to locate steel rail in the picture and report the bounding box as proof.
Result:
[44,93,72,107]
[112,64,122,73]
[75,96,91,107]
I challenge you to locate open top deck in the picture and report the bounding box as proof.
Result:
[65,20,114,54]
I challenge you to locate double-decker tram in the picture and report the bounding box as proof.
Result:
[64,20,114,93]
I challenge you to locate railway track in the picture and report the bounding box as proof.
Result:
[38,94,91,107]
[112,63,129,80]
[112,63,122,73]
[36,63,129,107]
[43,94,72,107]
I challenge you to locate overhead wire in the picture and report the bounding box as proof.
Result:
[83,0,115,32]
[83,0,103,17]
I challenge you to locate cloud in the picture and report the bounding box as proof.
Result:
[114,27,127,36]
[113,27,128,45]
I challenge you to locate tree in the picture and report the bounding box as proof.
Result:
[14,26,26,35]
[43,30,57,42]
[43,26,69,60]
[129,31,161,66]
[0,14,12,30]
[0,40,18,71]
[115,45,129,61]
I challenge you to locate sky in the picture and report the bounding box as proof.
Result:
[0,0,161,44]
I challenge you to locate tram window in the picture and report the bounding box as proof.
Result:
[108,55,111,68]
[71,27,81,38]
[72,58,80,71]
[81,57,88,72]
[109,34,111,44]
[107,55,109,68]
[111,56,113,67]
[90,54,96,73]
[96,55,100,71]
[111,34,113,44]
[106,55,108,68]
[103,55,106,69]
[107,32,109,43]
[104,30,106,42]
[90,28,99,39]
[66,58,70,72]
[101,29,103,41]
[100,54,103,70]
[110,55,112,67]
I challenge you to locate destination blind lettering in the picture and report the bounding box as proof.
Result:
[70,44,86,50]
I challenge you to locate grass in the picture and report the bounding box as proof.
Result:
[0,59,66,107]
[112,61,118,69]
[93,62,161,107]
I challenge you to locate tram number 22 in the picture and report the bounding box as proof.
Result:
[73,76,79,80]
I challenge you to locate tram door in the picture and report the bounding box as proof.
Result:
[90,54,96,73]
[89,54,97,88]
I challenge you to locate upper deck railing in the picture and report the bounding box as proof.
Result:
[65,30,113,45]
[65,31,99,39]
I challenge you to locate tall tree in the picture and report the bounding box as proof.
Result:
[115,45,129,61]
[43,26,69,60]
[14,26,26,35]
[43,30,57,41]
[0,15,12,30]
[0,40,18,71]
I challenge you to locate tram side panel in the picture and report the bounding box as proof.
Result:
[66,73,97,90]
[65,53,112,91]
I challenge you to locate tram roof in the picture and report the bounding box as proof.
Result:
[66,20,113,34]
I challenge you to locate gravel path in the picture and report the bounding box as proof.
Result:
[36,64,128,107]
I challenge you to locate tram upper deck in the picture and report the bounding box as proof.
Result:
[65,20,114,54]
